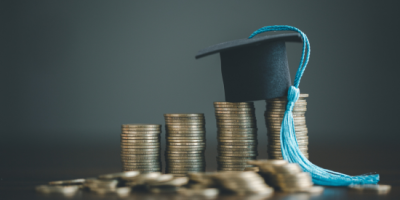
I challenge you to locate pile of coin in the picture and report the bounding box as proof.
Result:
[120,124,162,173]
[248,159,322,193]
[213,171,274,195]
[164,114,206,177]
[264,94,309,159]
[214,102,258,171]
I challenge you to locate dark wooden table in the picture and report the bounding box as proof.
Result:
[1,143,399,200]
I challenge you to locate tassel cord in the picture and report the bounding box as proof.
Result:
[249,25,379,186]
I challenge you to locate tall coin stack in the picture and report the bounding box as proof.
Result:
[164,114,206,177]
[214,102,258,171]
[265,94,309,159]
[120,124,162,173]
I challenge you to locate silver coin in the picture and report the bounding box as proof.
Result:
[166,146,205,150]
[121,156,160,160]
[120,146,160,149]
[218,127,257,132]
[168,143,206,146]
[166,156,204,159]
[217,119,256,123]
[120,140,159,143]
[214,107,255,111]
[165,119,205,123]
[216,116,256,120]
[122,124,161,128]
[121,143,160,146]
[219,153,258,157]
[167,140,204,143]
[217,156,256,160]
[167,137,205,140]
[120,132,161,135]
[121,136,160,140]
[218,139,256,142]
[166,150,204,154]
[217,137,256,141]
[167,134,205,138]
[214,104,254,108]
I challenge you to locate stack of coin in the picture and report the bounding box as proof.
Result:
[214,102,258,171]
[164,114,206,177]
[264,94,309,159]
[248,159,322,193]
[213,171,274,195]
[120,124,162,173]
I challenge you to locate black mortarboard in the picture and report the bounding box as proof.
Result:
[195,33,302,102]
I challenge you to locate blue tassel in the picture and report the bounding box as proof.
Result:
[249,25,379,186]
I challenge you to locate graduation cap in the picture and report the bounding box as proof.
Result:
[195,33,302,102]
[195,25,379,186]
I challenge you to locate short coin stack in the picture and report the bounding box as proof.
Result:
[249,159,322,193]
[164,114,206,177]
[213,171,273,195]
[120,124,162,173]
[264,94,309,159]
[214,102,258,171]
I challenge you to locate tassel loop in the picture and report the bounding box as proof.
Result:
[286,86,300,111]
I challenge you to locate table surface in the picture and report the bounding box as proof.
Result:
[1,143,399,200]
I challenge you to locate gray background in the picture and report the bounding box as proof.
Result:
[1,0,400,176]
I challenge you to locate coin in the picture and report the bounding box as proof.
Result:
[166,146,205,150]
[167,137,204,140]
[166,150,204,154]
[121,127,161,131]
[217,168,246,171]
[217,156,256,160]
[167,170,204,174]
[214,102,254,105]
[217,119,255,123]
[218,153,257,157]
[36,185,80,195]
[164,114,204,117]
[214,105,255,108]
[165,119,205,122]
[214,107,255,111]
[121,146,160,149]
[121,131,161,135]
[121,148,160,152]
[122,160,160,164]
[121,155,161,159]
[166,156,203,159]
[217,137,255,140]
[49,179,86,186]
[121,136,160,140]
[122,124,161,128]
[219,145,257,148]
[217,133,257,137]
[121,140,159,143]
[218,127,257,132]
[166,130,205,134]
[166,160,204,163]
[166,122,205,126]
[168,142,206,146]
[217,125,257,129]
[216,116,256,120]
[166,124,204,128]
[215,110,255,114]
[167,140,204,143]
[166,127,205,131]
[218,139,256,142]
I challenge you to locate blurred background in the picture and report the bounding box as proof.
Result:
[1,0,400,180]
